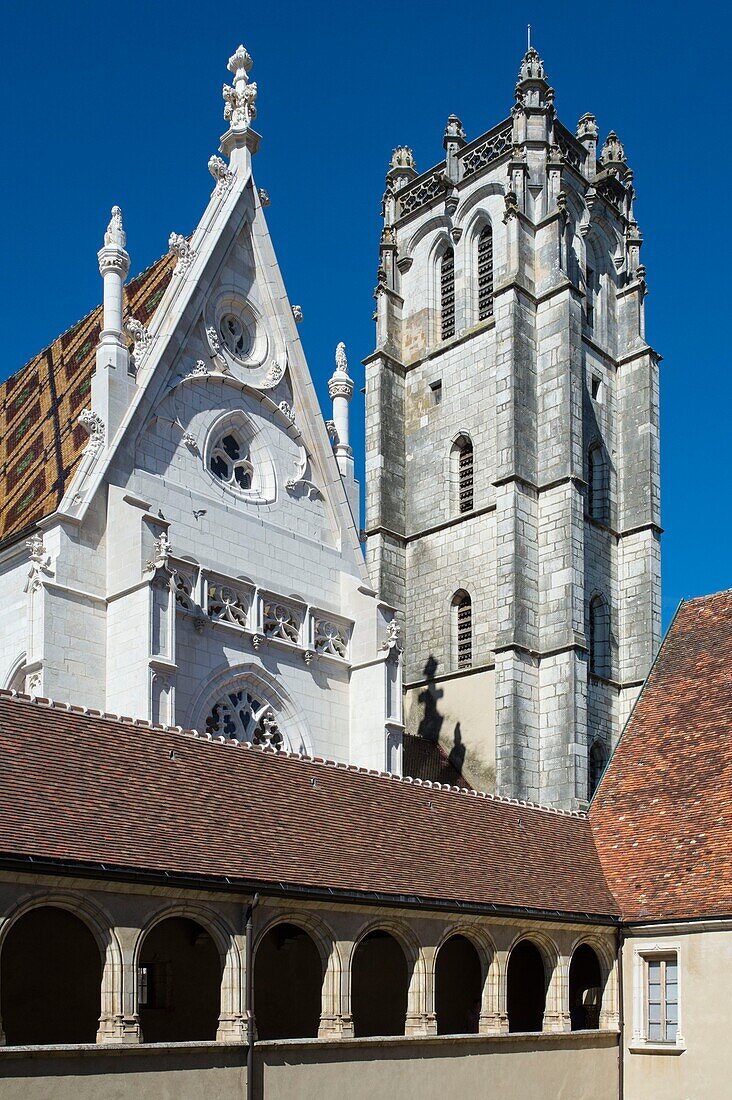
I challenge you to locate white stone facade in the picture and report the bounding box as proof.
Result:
[364,48,661,807]
[0,46,401,774]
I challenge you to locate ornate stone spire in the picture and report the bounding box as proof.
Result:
[328,342,354,458]
[223,44,257,130]
[220,44,260,162]
[97,206,130,339]
[514,44,554,110]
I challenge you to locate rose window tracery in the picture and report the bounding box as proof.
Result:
[219,313,251,359]
[210,429,254,492]
[205,689,283,747]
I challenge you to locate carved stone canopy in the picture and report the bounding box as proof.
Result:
[576,113,599,143]
[223,43,258,132]
[389,146,416,173]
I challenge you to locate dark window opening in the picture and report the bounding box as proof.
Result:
[440,249,455,340]
[588,740,607,799]
[455,593,473,670]
[477,224,494,320]
[458,439,474,513]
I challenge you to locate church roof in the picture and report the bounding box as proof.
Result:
[0,253,175,550]
[0,690,618,921]
[591,589,732,922]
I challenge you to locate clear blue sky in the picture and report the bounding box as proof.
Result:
[1,0,726,628]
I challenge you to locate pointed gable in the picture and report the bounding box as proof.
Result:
[0,252,175,548]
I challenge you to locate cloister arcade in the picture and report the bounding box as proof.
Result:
[0,883,619,1047]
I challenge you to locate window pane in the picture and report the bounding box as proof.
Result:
[648,1003,661,1024]
[666,962,678,984]
[648,1022,661,1041]
[666,1021,678,1042]
[666,1003,678,1025]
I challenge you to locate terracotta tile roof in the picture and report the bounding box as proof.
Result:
[590,590,732,922]
[0,691,618,920]
[0,253,175,549]
[403,733,472,788]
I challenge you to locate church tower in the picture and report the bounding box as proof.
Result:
[364,46,661,808]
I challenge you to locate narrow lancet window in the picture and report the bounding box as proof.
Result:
[477,224,494,320]
[453,591,473,670]
[440,249,455,340]
[458,439,474,513]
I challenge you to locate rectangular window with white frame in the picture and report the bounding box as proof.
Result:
[645,954,678,1042]
[632,946,682,1050]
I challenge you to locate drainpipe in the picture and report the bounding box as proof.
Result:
[617,926,625,1100]
[245,893,260,1100]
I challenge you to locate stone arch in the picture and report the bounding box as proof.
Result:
[404,213,452,259]
[0,889,123,1044]
[348,917,426,1035]
[132,901,242,1041]
[454,181,506,226]
[188,661,313,756]
[504,930,561,1032]
[567,933,617,1029]
[3,653,27,693]
[433,924,498,1031]
[254,911,342,1032]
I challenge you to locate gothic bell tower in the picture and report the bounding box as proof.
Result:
[363,46,661,809]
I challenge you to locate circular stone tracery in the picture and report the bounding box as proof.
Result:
[219,313,252,360]
[205,689,283,747]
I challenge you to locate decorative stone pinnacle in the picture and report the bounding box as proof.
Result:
[223,43,257,131]
[517,45,547,85]
[443,114,467,147]
[104,206,126,248]
[328,341,354,401]
[228,44,253,76]
[576,113,599,142]
[600,131,626,167]
[389,146,416,173]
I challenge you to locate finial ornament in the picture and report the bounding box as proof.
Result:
[444,115,466,144]
[223,44,258,131]
[517,45,547,85]
[104,206,126,248]
[389,146,416,173]
[600,131,626,168]
[328,341,354,401]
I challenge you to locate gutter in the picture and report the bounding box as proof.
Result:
[0,852,620,927]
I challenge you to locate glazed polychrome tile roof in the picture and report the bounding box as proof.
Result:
[590,590,732,922]
[0,252,175,549]
[0,690,619,920]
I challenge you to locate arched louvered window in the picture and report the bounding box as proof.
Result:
[440,248,455,340]
[458,438,474,514]
[588,444,609,524]
[477,224,494,321]
[452,591,473,670]
[588,740,607,799]
[588,595,610,678]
